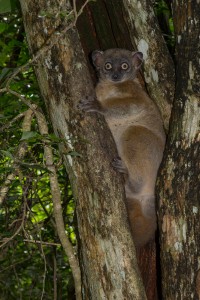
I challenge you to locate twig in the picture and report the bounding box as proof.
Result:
[53,253,57,300]
[37,196,57,228]
[0,112,25,133]
[0,0,91,93]
[0,191,27,248]
[73,0,78,20]
[24,200,48,300]
[23,239,60,247]
[1,257,30,272]
[9,218,23,228]
[0,172,20,205]
[6,88,37,111]
[0,1,91,296]
[40,243,47,300]
[0,108,35,204]
[76,0,91,20]
[34,109,82,300]
[13,265,22,300]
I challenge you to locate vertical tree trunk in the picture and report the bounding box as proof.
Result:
[158,2,200,299]
[75,2,175,299]
[122,0,175,130]
[20,0,147,298]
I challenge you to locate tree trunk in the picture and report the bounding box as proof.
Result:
[158,1,200,299]
[20,0,146,299]
[122,0,175,130]
[75,2,175,299]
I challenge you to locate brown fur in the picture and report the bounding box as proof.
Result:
[126,198,157,247]
[79,49,166,247]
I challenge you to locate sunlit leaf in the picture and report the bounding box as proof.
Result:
[20,131,39,140]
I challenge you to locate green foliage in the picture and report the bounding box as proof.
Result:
[154,0,175,54]
[0,9,75,300]
[0,0,19,14]
[0,1,177,298]
[0,0,12,14]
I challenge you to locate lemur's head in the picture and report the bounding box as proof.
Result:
[92,48,143,83]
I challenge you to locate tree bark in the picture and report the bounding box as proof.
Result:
[75,2,173,298]
[122,0,175,130]
[158,1,200,299]
[20,0,147,299]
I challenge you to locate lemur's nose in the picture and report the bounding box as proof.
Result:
[112,73,119,80]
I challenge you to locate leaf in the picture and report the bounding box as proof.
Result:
[0,166,14,173]
[0,0,19,13]
[0,0,11,13]
[48,133,62,142]
[20,131,38,141]
[0,68,12,81]
[0,150,14,159]
[0,22,8,33]
[19,162,50,172]
[67,151,82,157]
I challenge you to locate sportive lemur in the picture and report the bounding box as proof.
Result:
[79,48,166,247]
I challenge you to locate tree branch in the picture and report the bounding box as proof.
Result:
[0,191,27,248]
[0,0,91,92]
[33,109,82,300]
[0,112,25,133]
[23,239,61,246]
[0,108,34,204]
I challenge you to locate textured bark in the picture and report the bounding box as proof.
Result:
[76,0,133,80]
[137,241,158,300]
[122,0,175,130]
[20,0,146,299]
[76,2,162,298]
[158,2,200,299]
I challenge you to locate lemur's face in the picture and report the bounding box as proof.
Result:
[92,49,143,83]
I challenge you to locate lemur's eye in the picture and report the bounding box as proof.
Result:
[121,63,129,70]
[105,62,112,70]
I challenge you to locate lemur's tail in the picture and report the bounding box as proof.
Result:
[126,197,156,248]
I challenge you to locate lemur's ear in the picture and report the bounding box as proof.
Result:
[131,51,143,69]
[92,50,104,69]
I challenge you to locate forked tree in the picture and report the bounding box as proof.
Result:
[6,0,200,299]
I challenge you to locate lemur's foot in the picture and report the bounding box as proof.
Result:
[112,157,128,174]
[78,96,100,112]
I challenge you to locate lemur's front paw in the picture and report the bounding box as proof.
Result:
[78,96,99,112]
[112,157,128,174]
